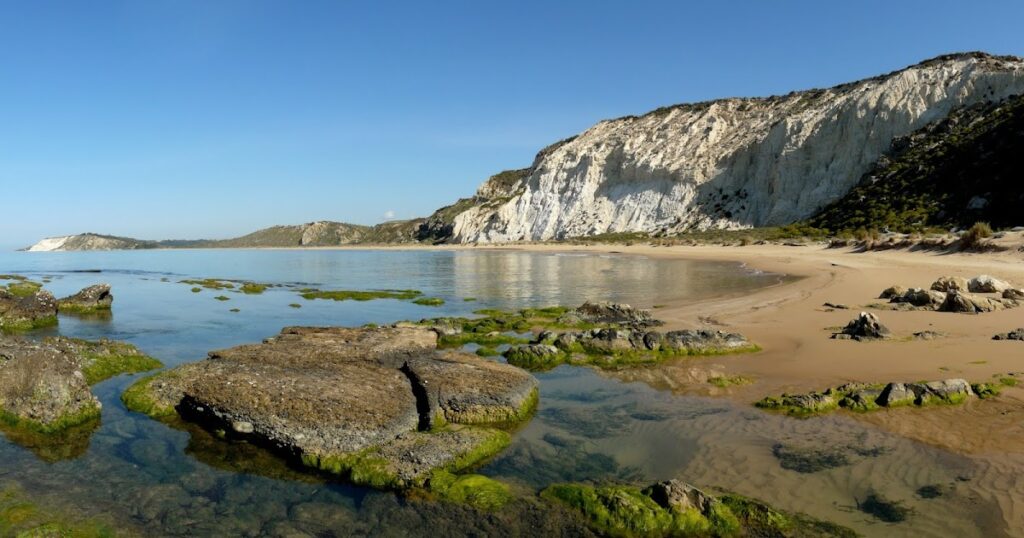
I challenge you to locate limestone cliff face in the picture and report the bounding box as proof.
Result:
[445,53,1024,243]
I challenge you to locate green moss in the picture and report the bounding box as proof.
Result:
[0,315,58,334]
[55,301,111,315]
[999,377,1018,387]
[541,483,729,537]
[213,295,230,301]
[300,288,423,302]
[0,486,118,538]
[475,346,499,357]
[0,403,101,436]
[720,493,858,537]
[190,287,202,293]
[0,416,99,463]
[4,281,43,298]
[446,429,512,472]
[428,470,512,511]
[180,278,236,290]
[971,382,1000,399]
[438,333,530,348]
[239,283,267,294]
[462,297,477,302]
[65,339,164,385]
[708,375,754,388]
[503,346,567,371]
[120,373,178,419]
[412,297,445,306]
[288,303,302,308]
[754,394,839,417]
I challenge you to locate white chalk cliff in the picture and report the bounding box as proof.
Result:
[446,53,1024,243]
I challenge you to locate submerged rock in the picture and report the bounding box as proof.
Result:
[832,312,891,341]
[0,287,58,332]
[57,284,113,314]
[124,326,538,490]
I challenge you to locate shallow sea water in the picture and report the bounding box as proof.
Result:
[0,249,1009,537]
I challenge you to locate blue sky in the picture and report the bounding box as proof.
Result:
[2,0,1022,248]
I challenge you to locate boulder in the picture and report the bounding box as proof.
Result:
[0,337,100,431]
[930,276,969,292]
[0,287,58,331]
[503,344,564,371]
[642,480,714,515]
[662,329,751,352]
[879,286,906,299]
[833,312,891,341]
[1003,288,1024,301]
[57,284,113,314]
[939,290,1008,313]
[125,326,538,487]
[878,383,916,407]
[993,328,1024,341]
[890,288,945,309]
[558,301,661,328]
[914,379,974,404]
[968,275,1012,293]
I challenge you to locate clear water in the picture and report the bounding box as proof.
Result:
[0,249,1005,537]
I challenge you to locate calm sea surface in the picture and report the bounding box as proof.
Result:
[0,249,1002,537]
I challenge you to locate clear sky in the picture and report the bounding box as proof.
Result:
[2,0,1022,248]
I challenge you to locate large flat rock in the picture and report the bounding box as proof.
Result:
[0,337,99,431]
[128,326,538,487]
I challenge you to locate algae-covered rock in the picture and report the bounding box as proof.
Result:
[543,480,855,537]
[57,284,113,315]
[558,301,662,328]
[0,286,58,332]
[759,378,976,417]
[123,325,538,497]
[0,337,100,433]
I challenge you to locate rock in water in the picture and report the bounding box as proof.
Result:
[57,284,113,314]
[0,287,58,332]
[0,337,100,431]
[125,326,538,488]
[834,312,891,341]
[968,275,1012,293]
[557,301,661,328]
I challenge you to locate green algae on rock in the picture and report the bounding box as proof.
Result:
[0,282,58,333]
[412,297,446,306]
[56,284,114,315]
[541,480,856,538]
[121,325,538,504]
[755,378,994,416]
[47,337,163,385]
[299,288,423,302]
[0,484,120,538]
